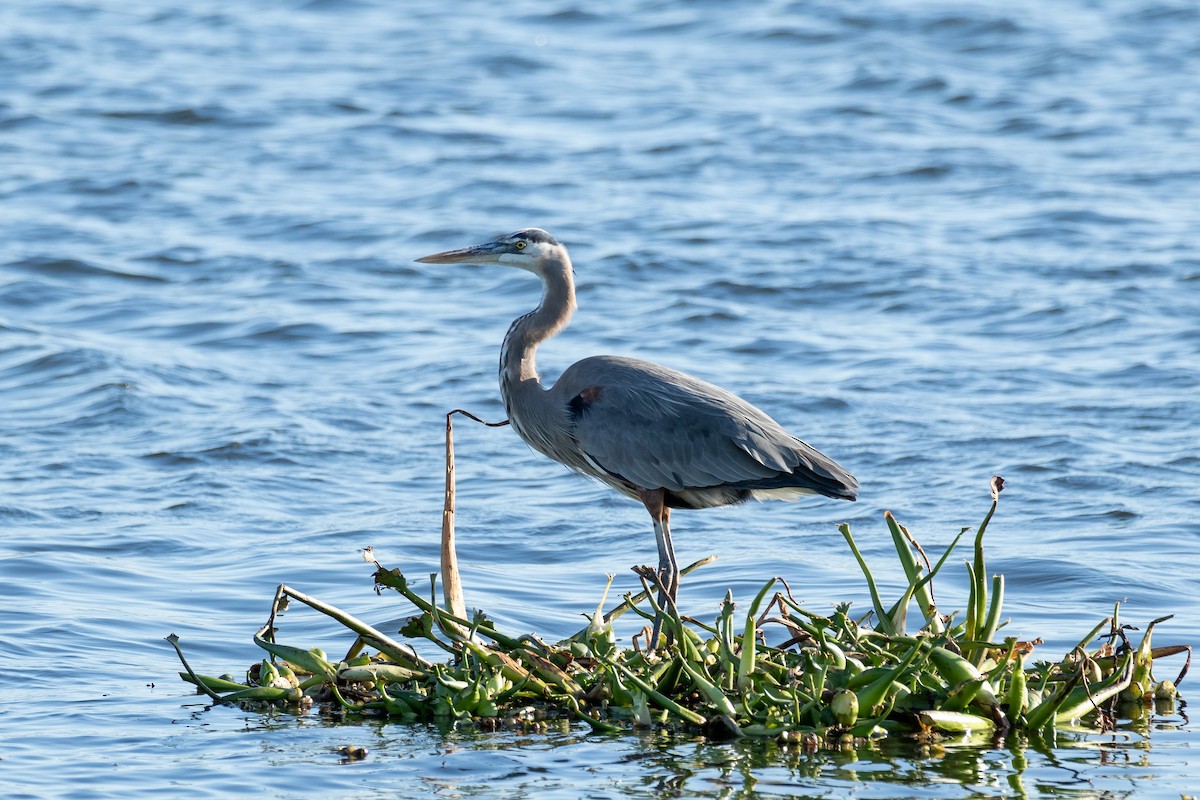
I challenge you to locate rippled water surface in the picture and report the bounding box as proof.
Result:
[3,0,1198,797]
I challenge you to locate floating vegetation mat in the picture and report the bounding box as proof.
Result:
[171,477,1191,746]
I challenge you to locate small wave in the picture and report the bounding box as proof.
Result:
[1,347,110,384]
[0,112,45,131]
[96,105,267,127]
[0,505,46,522]
[861,164,953,182]
[5,256,165,283]
[199,321,338,349]
[739,26,842,45]
[473,55,549,77]
[195,436,299,465]
[0,279,82,309]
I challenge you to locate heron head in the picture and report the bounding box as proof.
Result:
[416,229,563,275]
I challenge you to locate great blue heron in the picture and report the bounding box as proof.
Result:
[417,229,858,623]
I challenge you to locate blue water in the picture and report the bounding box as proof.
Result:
[2,0,1198,796]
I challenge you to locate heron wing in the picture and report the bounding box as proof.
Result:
[557,356,857,498]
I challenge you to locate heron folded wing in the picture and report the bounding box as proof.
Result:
[574,407,777,492]
[560,355,848,495]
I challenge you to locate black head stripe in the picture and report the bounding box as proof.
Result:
[511,228,560,246]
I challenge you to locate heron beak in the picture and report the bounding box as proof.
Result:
[415,241,506,265]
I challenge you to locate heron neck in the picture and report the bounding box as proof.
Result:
[500,256,576,398]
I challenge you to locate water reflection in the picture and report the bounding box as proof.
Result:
[619,711,1189,799]
[223,699,1190,798]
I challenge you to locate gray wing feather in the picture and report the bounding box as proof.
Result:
[555,356,856,497]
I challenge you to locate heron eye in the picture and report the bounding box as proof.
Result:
[514,241,527,251]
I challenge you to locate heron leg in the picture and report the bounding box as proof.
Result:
[639,489,679,647]
[655,507,679,603]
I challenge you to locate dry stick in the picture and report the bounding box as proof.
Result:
[442,409,510,623]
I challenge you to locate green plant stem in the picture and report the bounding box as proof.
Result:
[280,582,431,668]
[838,523,894,634]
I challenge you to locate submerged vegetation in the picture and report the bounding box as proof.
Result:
[171,414,1189,746]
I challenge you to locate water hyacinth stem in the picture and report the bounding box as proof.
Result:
[964,477,1004,664]
[1006,653,1028,720]
[884,512,948,634]
[374,569,525,652]
[253,625,336,678]
[177,673,253,693]
[839,523,894,635]
[608,659,707,726]
[928,646,1000,716]
[971,574,1006,668]
[855,638,925,715]
[737,578,778,692]
[919,709,995,735]
[679,658,738,718]
[166,634,226,704]
[275,583,429,669]
[1049,653,1135,725]
[1126,614,1174,701]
